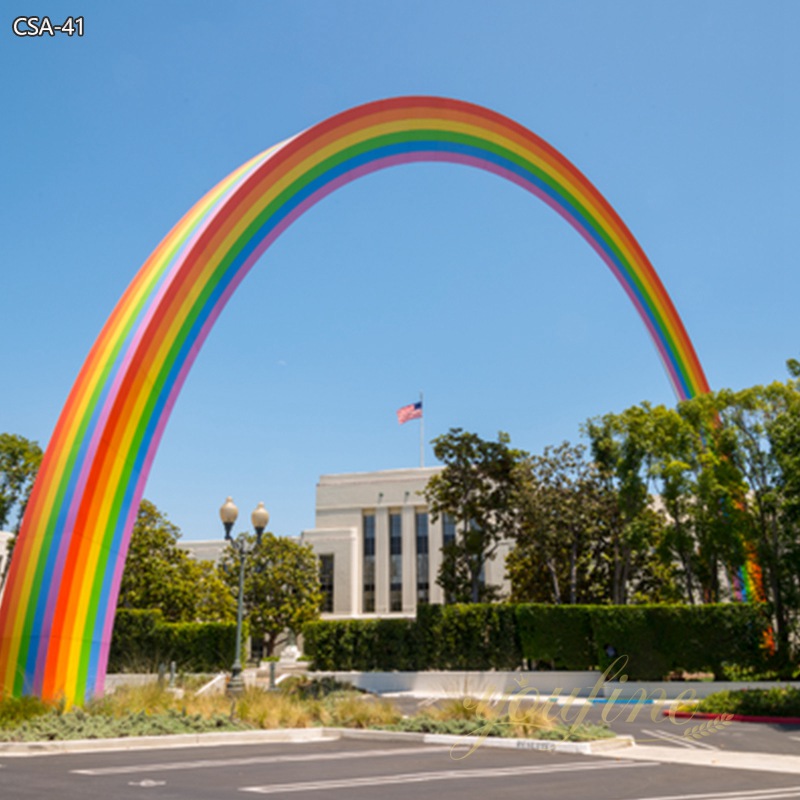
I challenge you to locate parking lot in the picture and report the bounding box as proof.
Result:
[3,732,800,800]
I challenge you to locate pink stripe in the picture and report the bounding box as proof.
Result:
[67,142,281,549]
[34,155,274,691]
[94,153,293,693]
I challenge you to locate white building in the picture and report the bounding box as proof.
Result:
[300,468,511,618]
[178,538,226,565]
[178,468,513,619]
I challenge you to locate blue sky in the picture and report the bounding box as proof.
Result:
[2,1,797,541]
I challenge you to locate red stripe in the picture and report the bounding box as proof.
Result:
[664,709,800,725]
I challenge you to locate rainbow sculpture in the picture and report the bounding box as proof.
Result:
[0,97,711,704]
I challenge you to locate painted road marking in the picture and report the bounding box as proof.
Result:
[623,787,800,800]
[240,759,653,794]
[72,745,452,776]
[641,727,719,751]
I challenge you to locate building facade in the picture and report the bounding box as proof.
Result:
[300,468,512,618]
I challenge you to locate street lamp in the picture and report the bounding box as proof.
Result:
[219,496,269,696]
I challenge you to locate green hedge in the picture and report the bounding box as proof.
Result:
[303,606,521,671]
[418,604,522,670]
[588,604,770,680]
[301,619,421,671]
[516,605,594,670]
[109,610,242,673]
[303,603,771,679]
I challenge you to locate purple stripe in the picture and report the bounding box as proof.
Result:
[32,162,268,691]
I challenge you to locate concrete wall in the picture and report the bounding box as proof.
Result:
[315,670,602,697]
[311,671,800,700]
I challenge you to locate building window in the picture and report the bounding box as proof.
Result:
[389,512,402,612]
[415,511,429,605]
[319,554,334,613]
[443,513,456,547]
[442,513,457,604]
[363,513,375,613]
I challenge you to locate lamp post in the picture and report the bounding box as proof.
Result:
[219,497,270,696]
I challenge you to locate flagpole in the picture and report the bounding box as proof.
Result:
[419,391,424,468]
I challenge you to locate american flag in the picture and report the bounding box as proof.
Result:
[397,401,423,425]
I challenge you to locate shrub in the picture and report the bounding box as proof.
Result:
[418,604,522,670]
[590,604,771,680]
[279,676,360,700]
[591,605,674,680]
[0,695,55,728]
[0,707,248,742]
[109,609,242,673]
[108,610,166,672]
[516,605,594,670]
[303,602,772,679]
[689,687,800,718]
[302,618,422,671]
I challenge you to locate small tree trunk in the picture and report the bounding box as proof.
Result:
[547,559,561,604]
[471,563,480,603]
[611,533,623,605]
[569,541,578,605]
[682,551,696,605]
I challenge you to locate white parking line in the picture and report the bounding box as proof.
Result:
[640,729,698,750]
[640,728,719,751]
[623,786,800,800]
[240,759,653,794]
[72,745,451,776]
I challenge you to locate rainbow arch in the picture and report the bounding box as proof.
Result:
[0,97,710,704]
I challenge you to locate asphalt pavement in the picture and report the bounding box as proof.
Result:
[4,735,800,800]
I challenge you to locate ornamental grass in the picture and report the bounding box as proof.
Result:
[0,678,612,742]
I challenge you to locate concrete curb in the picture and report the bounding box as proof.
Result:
[0,725,632,757]
[330,727,634,755]
[665,709,800,726]
[0,727,335,756]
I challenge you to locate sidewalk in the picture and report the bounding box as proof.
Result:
[593,744,800,775]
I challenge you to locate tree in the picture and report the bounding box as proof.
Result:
[220,532,323,657]
[772,360,800,525]
[584,401,751,606]
[636,403,707,604]
[508,442,607,604]
[117,499,235,623]
[0,433,43,532]
[577,368,800,665]
[0,433,44,591]
[507,440,674,605]
[584,409,659,605]
[425,428,525,603]
[680,371,800,663]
